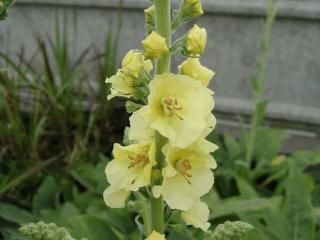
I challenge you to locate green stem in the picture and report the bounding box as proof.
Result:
[155,0,171,74]
[147,0,171,234]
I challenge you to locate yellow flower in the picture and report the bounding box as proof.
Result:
[186,24,207,56]
[142,31,169,59]
[129,110,154,142]
[137,73,214,148]
[179,58,215,87]
[182,0,204,18]
[105,141,156,191]
[106,70,135,100]
[106,50,153,100]
[103,187,130,208]
[181,201,211,231]
[153,139,218,210]
[146,231,166,240]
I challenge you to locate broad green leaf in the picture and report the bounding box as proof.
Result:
[254,128,288,162]
[290,151,320,170]
[209,196,282,220]
[70,161,107,194]
[0,202,35,224]
[284,161,315,240]
[224,134,241,160]
[1,228,25,240]
[235,173,258,198]
[32,176,59,213]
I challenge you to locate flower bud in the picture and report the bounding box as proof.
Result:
[144,5,155,34]
[142,31,169,59]
[121,50,145,78]
[182,0,204,18]
[186,24,207,56]
[179,58,215,86]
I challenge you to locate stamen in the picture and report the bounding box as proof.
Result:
[161,96,183,119]
[175,158,192,183]
[128,153,149,168]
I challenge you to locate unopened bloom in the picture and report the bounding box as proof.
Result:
[153,139,218,210]
[146,231,166,240]
[142,31,169,59]
[181,201,211,231]
[144,5,155,23]
[182,0,204,18]
[122,50,150,78]
[103,187,130,208]
[186,24,207,56]
[105,141,156,192]
[179,58,215,86]
[136,73,214,148]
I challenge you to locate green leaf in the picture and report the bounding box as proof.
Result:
[290,151,320,169]
[0,202,35,224]
[1,228,26,240]
[235,173,258,198]
[284,161,315,240]
[254,128,288,162]
[70,160,107,194]
[209,196,282,220]
[224,134,241,160]
[32,176,59,213]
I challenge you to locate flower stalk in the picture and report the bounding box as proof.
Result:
[155,0,171,74]
[149,0,172,234]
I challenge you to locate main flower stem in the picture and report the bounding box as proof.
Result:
[148,0,171,235]
[155,0,171,74]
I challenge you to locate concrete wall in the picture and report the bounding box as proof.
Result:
[1,0,319,150]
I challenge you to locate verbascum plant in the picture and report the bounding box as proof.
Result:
[104,0,223,238]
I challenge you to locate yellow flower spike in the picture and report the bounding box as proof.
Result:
[182,0,204,18]
[121,50,145,78]
[142,31,169,59]
[137,73,214,148]
[105,141,156,192]
[179,58,215,87]
[146,231,166,240]
[186,24,207,56]
[181,201,211,231]
[103,187,130,208]
[154,139,217,211]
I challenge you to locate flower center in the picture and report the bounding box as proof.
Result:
[175,158,192,182]
[128,153,149,168]
[161,96,183,119]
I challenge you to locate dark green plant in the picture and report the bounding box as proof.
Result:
[0,0,13,20]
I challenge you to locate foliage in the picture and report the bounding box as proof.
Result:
[0,0,13,20]
[0,12,124,199]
